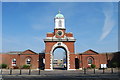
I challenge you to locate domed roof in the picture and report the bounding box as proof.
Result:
[55,11,64,18]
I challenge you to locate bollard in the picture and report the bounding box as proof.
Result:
[1,69,2,75]
[29,69,31,75]
[10,68,12,75]
[19,69,22,75]
[117,68,119,74]
[38,68,40,75]
[103,68,105,74]
[84,68,86,74]
[111,68,113,74]
[94,69,95,74]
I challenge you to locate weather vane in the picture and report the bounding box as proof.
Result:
[58,10,61,14]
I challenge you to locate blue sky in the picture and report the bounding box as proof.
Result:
[2,2,118,59]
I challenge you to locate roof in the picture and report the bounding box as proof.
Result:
[1,49,38,55]
[21,49,38,55]
[55,11,64,18]
[3,51,22,54]
[81,49,99,55]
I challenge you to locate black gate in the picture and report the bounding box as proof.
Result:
[75,58,79,69]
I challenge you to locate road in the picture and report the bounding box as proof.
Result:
[0,69,120,80]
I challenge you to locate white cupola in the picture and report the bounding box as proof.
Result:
[54,11,65,29]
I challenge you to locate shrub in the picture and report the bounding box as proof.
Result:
[0,64,7,68]
[22,65,30,69]
[112,62,118,68]
[91,64,96,68]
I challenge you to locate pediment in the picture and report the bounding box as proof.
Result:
[82,49,99,55]
[21,49,38,55]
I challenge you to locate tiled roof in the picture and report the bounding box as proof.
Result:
[1,49,38,55]
[79,49,99,55]
[4,51,22,54]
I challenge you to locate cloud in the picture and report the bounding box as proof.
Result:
[100,3,115,41]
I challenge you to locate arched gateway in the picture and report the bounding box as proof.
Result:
[44,11,76,70]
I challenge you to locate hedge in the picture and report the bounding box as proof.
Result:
[0,64,7,68]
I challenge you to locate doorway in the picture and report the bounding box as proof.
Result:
[75,58,79,69]
[52,48,67,70]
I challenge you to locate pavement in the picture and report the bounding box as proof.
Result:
[0,69,120,80]
[1,74,120,80]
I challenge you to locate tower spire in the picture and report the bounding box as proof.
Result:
[55,11,65,29]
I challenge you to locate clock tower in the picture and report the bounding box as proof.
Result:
[54,11,66,38]
[44,11,76,70]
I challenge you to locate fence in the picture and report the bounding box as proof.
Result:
[83,68,119,74]
[0,68,119,75]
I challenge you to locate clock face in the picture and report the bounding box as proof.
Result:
[57,31,63,36]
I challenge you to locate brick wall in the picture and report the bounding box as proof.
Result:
[1,50,44,69]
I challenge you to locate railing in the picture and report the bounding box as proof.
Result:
[82,68,119,74]
[0,69,41,75]
[0,68,119,75]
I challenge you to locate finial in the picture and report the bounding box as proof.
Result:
[58,10,61,14]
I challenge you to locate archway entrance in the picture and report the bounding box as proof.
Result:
[53,48,67,70]
[49,42,70,70]
[44,12,76,70]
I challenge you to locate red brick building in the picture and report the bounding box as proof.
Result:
[0,50,45,69]
[1,11,119,70]
[0,49,119,69]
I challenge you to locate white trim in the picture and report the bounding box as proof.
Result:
[50,53,53,69]
[79,68,83,70]
[67,37,75,39]
[45,37,53,39]
[45,37,75,39]
[50,42,70,70]
[44,69,53,71]
[67,69,76,70]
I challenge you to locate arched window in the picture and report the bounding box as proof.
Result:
[58,20,62,27]
[26,58,31,65]
[12,58,16,66]
[88,58,92,64]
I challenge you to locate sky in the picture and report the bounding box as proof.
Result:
[0,2,2,54]
[2,0,120,2]
[2,2,118,59]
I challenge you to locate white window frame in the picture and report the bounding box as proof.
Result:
[12,58,16,66]
[26,58,31,65]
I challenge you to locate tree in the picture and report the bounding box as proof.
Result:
[112,62,118,68]
[91,64,96,68]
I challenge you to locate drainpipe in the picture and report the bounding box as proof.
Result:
[81,54,83,69]
[39,53,40,69]
[18,54,21,69]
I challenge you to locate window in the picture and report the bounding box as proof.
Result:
[26,58,31,65]
[12,59,16,66]
[58,20,62,27]
[58,43,61,45]
[88,58,92,64]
